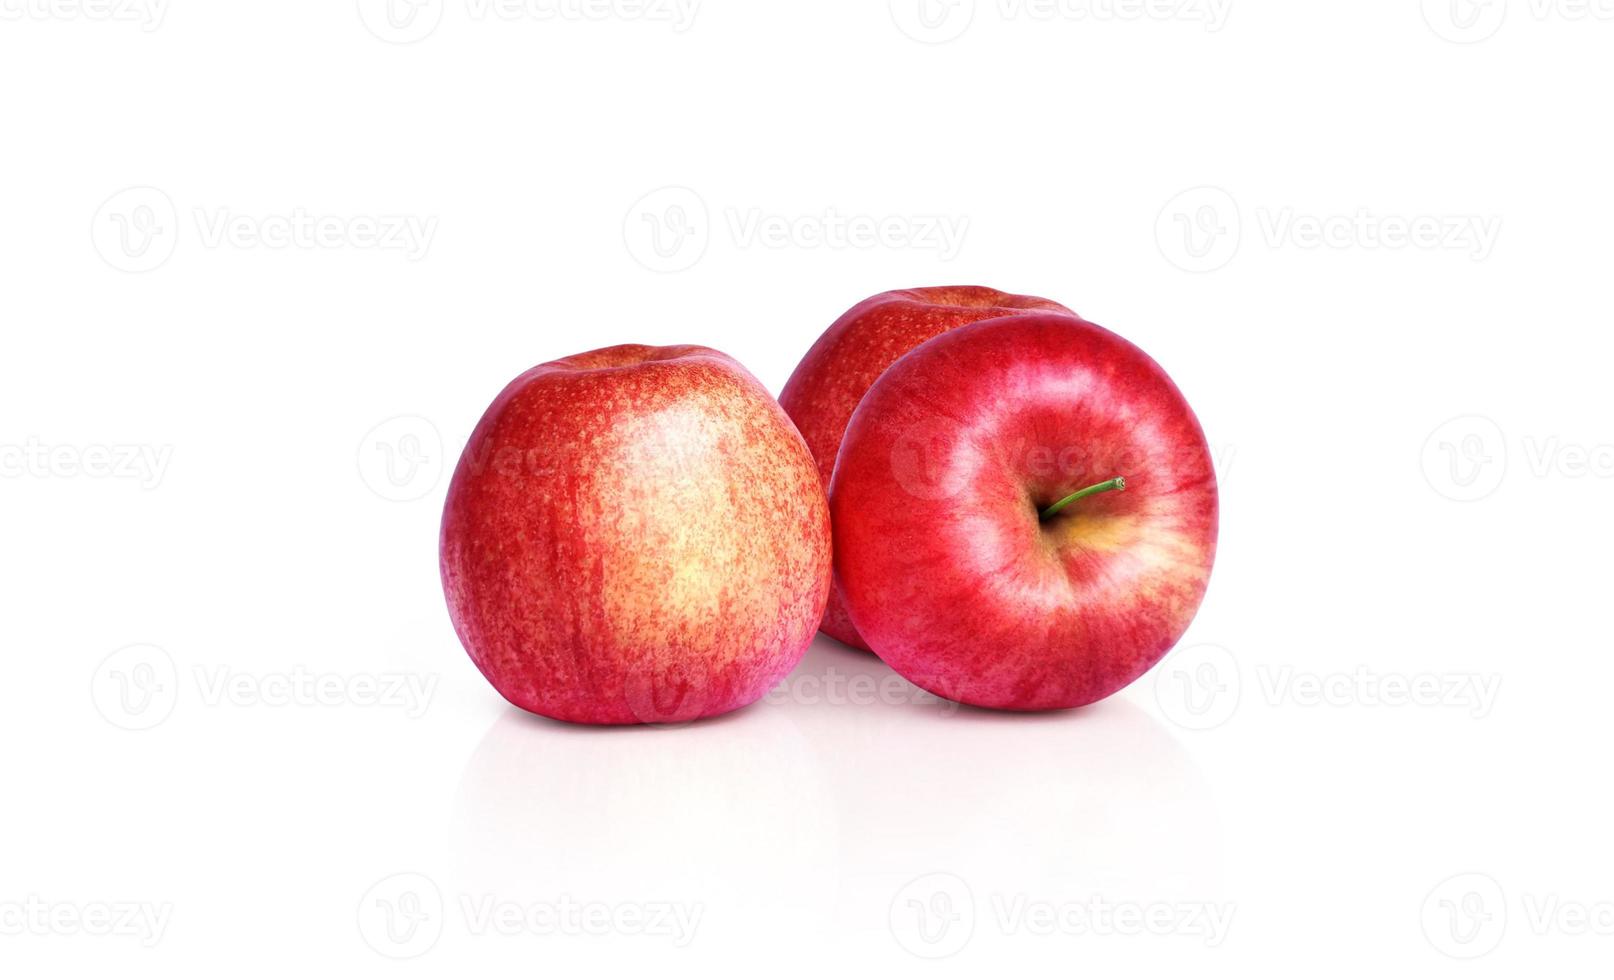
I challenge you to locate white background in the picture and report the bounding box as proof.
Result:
[2,0,1610,975]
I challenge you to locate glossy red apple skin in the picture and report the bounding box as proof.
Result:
[830,314,1218,711]
[779,286,1076,650]
[440,345,832,725]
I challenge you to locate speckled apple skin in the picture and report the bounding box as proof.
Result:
[440,345,832,725]
[830,314,1218,711]
[778,286,1076,651]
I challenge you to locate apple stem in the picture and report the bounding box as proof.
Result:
[1040,477,1127,521]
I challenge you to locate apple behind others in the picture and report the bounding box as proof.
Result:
[779,286,1077,651]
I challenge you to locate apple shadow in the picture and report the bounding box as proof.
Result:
[777,634,1226,910]
[449,633,1225,947]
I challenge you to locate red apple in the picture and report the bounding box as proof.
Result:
[779,286,1076,650]
[830,313,1218,711]
[440,345,832,725]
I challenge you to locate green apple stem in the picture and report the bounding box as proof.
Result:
[1040,477,1127,521]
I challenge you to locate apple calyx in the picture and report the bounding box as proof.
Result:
[1039,476,1127,521]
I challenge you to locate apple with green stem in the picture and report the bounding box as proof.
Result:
[830,313,1218,711]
